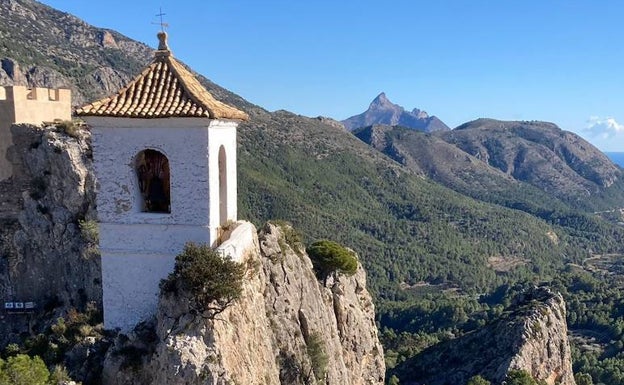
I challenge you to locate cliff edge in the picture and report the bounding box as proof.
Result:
[102,222,385,385]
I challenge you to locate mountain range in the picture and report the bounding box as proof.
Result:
[354,119,624,213]
[3,0,624,328]
[2,1,624,384]
[341,92,450,132]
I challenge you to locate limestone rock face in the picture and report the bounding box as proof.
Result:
[103,223,385,385]
[0,123,100,345]
[506,289,575,385]
[398,287,576,385]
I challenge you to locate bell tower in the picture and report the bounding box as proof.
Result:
[77,32,248,332]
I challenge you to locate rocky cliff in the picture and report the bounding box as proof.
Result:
[0,123,100,345]
[0,123,385,384]
[102,222,385,385]
[396,287,576,385]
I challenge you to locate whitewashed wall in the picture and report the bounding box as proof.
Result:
[86,116,239,332]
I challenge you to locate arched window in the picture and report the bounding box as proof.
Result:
[218,145,227,225]
[136,149,170,213]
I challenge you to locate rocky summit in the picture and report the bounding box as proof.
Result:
[342,92,450,132]
[396,287,575,385]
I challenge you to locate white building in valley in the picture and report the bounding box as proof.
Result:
[77,32,248,332]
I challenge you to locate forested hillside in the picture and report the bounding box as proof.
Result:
[2,1,624,383]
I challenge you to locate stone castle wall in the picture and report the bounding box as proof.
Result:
[0,86,71,181]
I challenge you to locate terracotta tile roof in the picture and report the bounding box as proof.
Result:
[76,33,248,121]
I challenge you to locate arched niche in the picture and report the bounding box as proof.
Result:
[218,145,227,225]
[135,149,171,213]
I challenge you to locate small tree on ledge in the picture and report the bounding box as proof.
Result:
[160,242,245,319]
[307,240,358,284]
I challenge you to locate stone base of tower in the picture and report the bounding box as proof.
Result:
[101,251,176,332]
[100,222,212,332]
[100,221,255,332]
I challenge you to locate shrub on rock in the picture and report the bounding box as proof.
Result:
[307,240,357,283]
[160,242,245,318]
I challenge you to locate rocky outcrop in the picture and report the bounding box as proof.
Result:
[0,123,100,346]
[397,287,575,385]
[103,223,385,385]
[315,116,347,131]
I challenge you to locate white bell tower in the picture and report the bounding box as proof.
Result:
[77,32,248,332]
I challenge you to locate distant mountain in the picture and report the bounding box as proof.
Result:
[4,3,624,384]
[341,92,450,132]
[441,119,623,209]
[353,124,568,214]
[354,119,624,213]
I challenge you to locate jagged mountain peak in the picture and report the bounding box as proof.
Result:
[411,107,429,119]
[369,92,394,109]
[342,93,450,132]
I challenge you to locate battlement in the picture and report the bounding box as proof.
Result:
[0,86,72,181]
[0,86,71,103]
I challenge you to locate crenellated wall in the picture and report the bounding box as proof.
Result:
[0,86,71,181]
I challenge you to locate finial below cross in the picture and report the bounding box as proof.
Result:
[153,8,169,32]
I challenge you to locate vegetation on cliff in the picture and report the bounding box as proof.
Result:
[2,2,624,384]
[307,240,358,282]
[160,242,245,318]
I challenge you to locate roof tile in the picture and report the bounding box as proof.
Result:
[76,33,248,121]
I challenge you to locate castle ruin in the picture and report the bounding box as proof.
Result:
[0,86,71,180]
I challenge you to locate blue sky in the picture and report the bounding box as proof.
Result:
[41,0,623,151]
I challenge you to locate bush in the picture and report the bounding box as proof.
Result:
[79,219,99,244]
[160,242,245,317]
[49,365,71,384]
[270,220,304,256]
[505,370,539,385]
[307,240,358,282]
[466,375,490,385]
[55,120,79,139]
[574,373,593,385]
[306,333,328,381]
[0,354,50,385]
[79,219,100,259]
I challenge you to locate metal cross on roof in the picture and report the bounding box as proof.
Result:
[153,8,169,32]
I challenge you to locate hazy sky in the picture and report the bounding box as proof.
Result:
[40,0,623,151]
